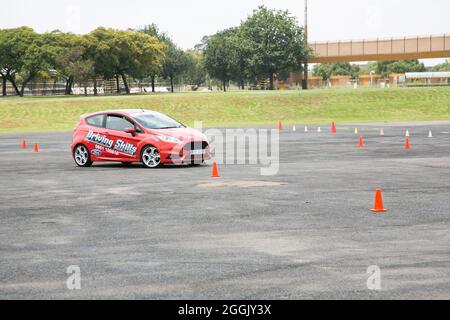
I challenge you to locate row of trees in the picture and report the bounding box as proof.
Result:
[0,25,204,96]
[433,60,450,72]
[203,6,310,91]
[312,60,428,80]
[0,27,160,96]
[0,6,310,96]
[6,5,442,96]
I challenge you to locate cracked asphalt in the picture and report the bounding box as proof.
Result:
[1,122,450,299]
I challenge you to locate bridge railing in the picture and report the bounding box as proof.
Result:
[309,34,450,63]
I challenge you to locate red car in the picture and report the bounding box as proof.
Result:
[71,109,211,168]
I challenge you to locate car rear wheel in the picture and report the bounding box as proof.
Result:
[74,145,93,167]
[141,146,161,168]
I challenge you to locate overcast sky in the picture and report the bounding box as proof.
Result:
[3,0,450,65]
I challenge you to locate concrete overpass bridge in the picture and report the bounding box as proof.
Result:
[309,34,450,63]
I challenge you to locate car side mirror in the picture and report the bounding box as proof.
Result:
[125,128,137,136]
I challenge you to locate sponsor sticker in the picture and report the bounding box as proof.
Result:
[114,139,137,156]
[85,131,114,148]
[85,131,137,156]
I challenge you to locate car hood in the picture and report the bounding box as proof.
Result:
[147,127,206,142]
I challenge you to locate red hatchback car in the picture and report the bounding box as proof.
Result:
[71,109,211,168]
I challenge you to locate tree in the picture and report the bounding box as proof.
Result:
[87,27,164,94]
[17,32,61,96]
[43,31,94,95]
[227,28,251,89]
[0,27,37,96]
[128,31,165,82]
[162,39,189,93]
[357,62,378,76]
[313,63,360,80]
[58,47,95,96]
[139,24,161,93]
[84,31,115,93]
[138,24,168,92]
[185,49,206,87]
[204,28,240,92]
[376,60,425,77]
[433,60,450,72]
[240,6,310,90]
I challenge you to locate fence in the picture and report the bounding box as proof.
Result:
[3,77,447,96]
[0,78,183,97]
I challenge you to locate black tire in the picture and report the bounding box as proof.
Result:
[73,144,93,167]
[141,145,162,168]
[190,159,205,166]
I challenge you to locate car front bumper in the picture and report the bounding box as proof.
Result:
[159,141,211,164]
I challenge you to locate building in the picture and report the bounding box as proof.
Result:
[358,74,382,86]
[280,73,322,89]
[329,75,352,87]
[389,73,405,87]
[405,72,450,85]
[308,76,323,88]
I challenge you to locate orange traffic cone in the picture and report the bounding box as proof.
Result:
[358,136,364,148]
[278,121,283,131]
[404,137,410,150]
[331,122,337,134]
[211,161,220,178]
[34,143,39,153]
[371,189,387,213]
[21,139,27,149]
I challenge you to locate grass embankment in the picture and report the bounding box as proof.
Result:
[0,87,449,132]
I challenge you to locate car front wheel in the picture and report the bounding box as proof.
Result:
[190,159,205,166]
[74,144,93,167]
[141,146,161,168]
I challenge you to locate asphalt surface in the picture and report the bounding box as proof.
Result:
[1,122,450,300]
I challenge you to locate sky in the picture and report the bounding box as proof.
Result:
[3,0,450,66]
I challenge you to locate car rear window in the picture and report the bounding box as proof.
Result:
[86,115,104,128]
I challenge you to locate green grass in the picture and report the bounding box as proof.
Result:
[1,87,450,132]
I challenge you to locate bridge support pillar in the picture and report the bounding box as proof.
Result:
[302,62,308,90]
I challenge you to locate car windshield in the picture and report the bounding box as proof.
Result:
[132,112,184,130]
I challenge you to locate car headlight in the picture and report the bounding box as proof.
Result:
[156,135,182,144]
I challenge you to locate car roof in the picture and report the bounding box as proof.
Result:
[83,109,156,118]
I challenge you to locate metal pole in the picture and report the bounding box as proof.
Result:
[302,0,309,90]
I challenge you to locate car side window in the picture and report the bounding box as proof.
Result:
[106,115,136,132]
[86,115,105,128]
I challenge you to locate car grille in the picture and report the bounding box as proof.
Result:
[183,141,209,152]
